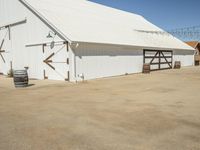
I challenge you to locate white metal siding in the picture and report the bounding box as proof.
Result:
[74,43,194,81]
[74,43,143,81]
[0,29,12,74]
[43,44,70,81]
[173,50,194,67]
[0,0,69,80]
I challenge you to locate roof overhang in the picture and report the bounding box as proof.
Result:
[19,0,72,44]
[18,0,195,51]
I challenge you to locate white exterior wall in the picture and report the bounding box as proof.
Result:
[74,43,194,81]
[0,0,70,80]
[74,43,143,81]
[0,28,11,74]
[173,50,194,67]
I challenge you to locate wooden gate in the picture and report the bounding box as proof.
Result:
[143,49,173,71]
[42,41,70,81]
[0,28,11,74]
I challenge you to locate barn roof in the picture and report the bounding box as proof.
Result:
[185,41,199,49]
[19,0,194,51]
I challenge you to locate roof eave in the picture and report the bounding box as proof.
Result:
[72,41,195,51]
[18,0,72,44]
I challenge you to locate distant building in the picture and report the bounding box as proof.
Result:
[185,41,200,55]
[185,41,200,65]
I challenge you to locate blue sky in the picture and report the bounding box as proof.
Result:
[90,0,200,30]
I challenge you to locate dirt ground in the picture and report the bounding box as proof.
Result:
[0,67,200,150]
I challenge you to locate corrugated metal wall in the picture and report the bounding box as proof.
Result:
[74,43,143,81]
[174,50,194,67]
[0,28,12,74]
[74,43,194,81]
[0,0,70,80]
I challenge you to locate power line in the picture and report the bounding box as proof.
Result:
[168,25,200,41]
[135,25,200,41]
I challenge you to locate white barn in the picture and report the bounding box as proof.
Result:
[0,0,195,82]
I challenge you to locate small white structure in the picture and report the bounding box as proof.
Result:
[0,0,195,81]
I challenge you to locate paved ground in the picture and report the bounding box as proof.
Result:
[0,67,200,150]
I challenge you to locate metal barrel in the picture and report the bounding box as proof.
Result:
[13,70,29,88]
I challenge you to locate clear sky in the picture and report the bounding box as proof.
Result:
[89,0,200,31]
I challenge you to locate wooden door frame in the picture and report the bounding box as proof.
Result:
[143,49,173,71]
[42,41,70,81]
